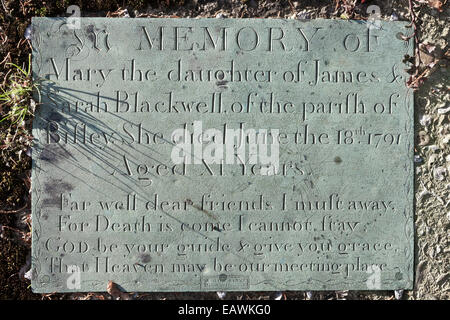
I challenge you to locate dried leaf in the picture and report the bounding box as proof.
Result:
[425,44,436,53]
[107,281,122,299]
[107,281,132,300]
[428,0,443,12]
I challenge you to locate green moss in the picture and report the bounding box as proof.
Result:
[35,7,48,17]
[56,0,70,9]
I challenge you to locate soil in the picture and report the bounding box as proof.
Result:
[0,0,448,300]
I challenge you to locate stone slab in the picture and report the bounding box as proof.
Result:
[31,17,414,292]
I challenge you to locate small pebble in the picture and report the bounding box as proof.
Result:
[217,291,226,299]
[418,131,430,146]
[274,292,283,300]
[427,153,438,168]
[24,25,32,40]
[417,189,430,200]
[390,12,399,21]
[394,289,403,300]
[418,227,425,236]
[428,145,440,152]
[297,11,310,20]
[437,106,450,114]
[24,269,33,280]
[433,167,447,181]
[414,155,423,163]
[419,114,432,126]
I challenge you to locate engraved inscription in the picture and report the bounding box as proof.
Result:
[31,18,414,292]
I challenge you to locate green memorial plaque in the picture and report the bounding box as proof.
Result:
[31,17,414,292]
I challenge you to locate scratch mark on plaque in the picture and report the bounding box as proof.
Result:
[186,198,218,221]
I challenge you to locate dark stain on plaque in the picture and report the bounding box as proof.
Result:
[139,254,151,263]
[39,144,68,164]
[44,180,74,194]
[42,180,74,208]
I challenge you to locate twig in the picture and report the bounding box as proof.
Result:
[1,0,9,14]
[0,203,28,214]
[287,0,296,14]
[0,51,10,67]
[407,0,422,75]
[1,68,12,87]
[0,32,7,45]
[1,225,28,236]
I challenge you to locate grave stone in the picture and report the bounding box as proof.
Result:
[31,18,414,292]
